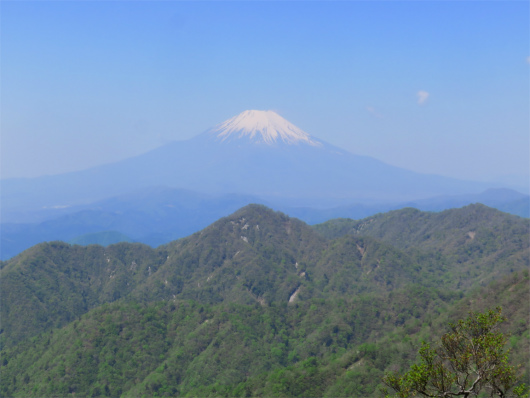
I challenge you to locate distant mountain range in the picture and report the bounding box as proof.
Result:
[0,188,261,259]
[1,110,527,260]
[1,185,528,260]
[2,110,504,214]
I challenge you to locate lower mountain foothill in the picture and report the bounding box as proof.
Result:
[1,204,528,397]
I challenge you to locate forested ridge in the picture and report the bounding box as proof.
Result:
[1,204,528,397]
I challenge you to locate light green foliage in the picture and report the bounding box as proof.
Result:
[382,307,528,398]
[1,205,528,397]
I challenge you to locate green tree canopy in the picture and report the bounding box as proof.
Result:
[382,307,528,398]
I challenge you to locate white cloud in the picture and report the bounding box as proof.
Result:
[366,106,383,118]
[527,56,530,64]
[417,90,430,105]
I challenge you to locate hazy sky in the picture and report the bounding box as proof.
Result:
[2,1,529,185]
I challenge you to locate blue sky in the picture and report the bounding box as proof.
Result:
[1,1,528,187]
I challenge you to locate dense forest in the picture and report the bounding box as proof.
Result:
[1,204,528,397]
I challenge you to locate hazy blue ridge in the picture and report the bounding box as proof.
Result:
[68,231,135,246]
[1,128,499,222]
[1,187,527,261]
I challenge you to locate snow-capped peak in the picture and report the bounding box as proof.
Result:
[209,110,321,146]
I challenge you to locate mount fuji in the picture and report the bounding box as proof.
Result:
[204,109,322,146]
[3,110,498,220]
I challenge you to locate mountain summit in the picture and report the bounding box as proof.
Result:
[1,110,496,222]
[205,110,321,146]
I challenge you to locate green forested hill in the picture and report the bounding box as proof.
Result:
[1,272,527,397]
[0,241,165,348]
[314,204,529,287]
[313,204,527,253]
[1,204,528,397]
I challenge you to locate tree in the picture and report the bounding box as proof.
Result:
[382,307,528,398]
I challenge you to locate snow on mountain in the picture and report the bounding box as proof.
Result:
[1,109,499,227]
[208,110,321,146]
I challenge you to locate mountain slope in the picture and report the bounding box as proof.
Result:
[2,271,527,398]
[1,110,497,221]
[315,203,528,253]
[0,242,164,348]
[206,109,322,146]
[315,204,530,287]
[1,204,528,351]
[1,204,528,397]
